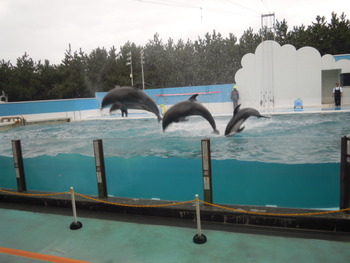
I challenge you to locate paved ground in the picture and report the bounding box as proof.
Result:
[0,202,350,263]
[1,105,350,262]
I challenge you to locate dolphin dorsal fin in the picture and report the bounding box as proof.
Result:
[189,94,198,101]
[234,104,241,115]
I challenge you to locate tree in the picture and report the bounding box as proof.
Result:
[224,33,240,83]
[35,60,60,100]
[11,53,40,101]
[239,28,260,55]
[103,46,122,91]
[307,15,329,54]
[48,47,89,99]
[286,24,309,50]
[1,12,349,101]
[0,60,13,100]
[173,39,196,87]
[275,19,289,45]
[118,41,143,88]
[326,12,350,55]
[144,33,167,88]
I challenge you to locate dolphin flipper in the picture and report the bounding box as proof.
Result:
[238,126,245,133]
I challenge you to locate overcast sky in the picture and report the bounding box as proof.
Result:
[1,0,349,65]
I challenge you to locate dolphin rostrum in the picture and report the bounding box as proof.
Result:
[225,104,269,136]
[101,86,162,122]
[162,94,219,134]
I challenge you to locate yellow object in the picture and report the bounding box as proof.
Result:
[160,104,167,114]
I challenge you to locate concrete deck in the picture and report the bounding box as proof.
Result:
[1,104,350,262]
[0,201,350,263]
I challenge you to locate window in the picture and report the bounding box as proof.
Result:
[340,73,350,87]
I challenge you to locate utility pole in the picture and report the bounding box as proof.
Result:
[141,50,145,90]
[126,51,133,86]
[260,13,276,109]
[261,13,276,41]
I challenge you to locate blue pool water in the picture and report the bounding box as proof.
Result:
[1,112,349,209]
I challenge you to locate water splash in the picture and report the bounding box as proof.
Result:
[0,112,349,163]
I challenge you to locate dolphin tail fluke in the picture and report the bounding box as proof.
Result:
[212,129,220,135]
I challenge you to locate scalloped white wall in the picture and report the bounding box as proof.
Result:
[235,40,350,108]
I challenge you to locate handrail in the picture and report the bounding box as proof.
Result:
[0,116,26,125]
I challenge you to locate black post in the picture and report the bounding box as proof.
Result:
[93,139,108,198]
[11,140,27,192]
[340,136,350,213]
[201,138,213,203]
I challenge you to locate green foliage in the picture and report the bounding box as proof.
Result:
[1,12,349,102]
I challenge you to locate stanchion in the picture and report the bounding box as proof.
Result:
[11,140,27,192]
[340,136,350,213]
[69,187,83,230]
[193,194,207,244]
[93,139,108,198]
[201,139,213,204]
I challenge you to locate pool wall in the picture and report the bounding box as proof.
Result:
[0,84,234,121]
[0,153,340,209]
[0,98,100,121]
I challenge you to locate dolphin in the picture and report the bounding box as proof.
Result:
[101,86,162,122]
[162,94,219,134]
[224,104,269,136]
[110,102,148,113]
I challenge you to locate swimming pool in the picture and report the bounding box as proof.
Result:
[1,112,349,209]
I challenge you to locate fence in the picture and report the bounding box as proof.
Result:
[3,137,350,211]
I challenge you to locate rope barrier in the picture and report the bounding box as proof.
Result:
[74,192,196,208]
[0,188,69,197]
[1,188,350,216]
[199,200,350,216]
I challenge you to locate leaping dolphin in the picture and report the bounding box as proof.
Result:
[162,94,219,134]
[101,86,162,122]
[110,102,148,113]
[225,104,269,136]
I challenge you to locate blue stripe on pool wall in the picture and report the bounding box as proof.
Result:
[0,84,234,117]
[96,84,234,106]
[0,98,100,116]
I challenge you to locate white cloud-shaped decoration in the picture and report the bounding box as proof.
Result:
[235,40,350,108]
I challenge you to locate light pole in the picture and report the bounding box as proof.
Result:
[126,51,133,86]
[141,50,145,90]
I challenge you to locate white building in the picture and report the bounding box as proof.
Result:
[235,40,350,109]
